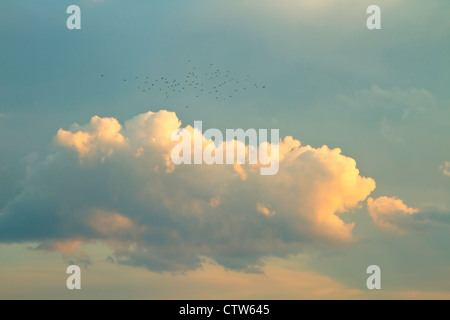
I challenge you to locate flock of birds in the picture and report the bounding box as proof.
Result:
[100,60,267,108]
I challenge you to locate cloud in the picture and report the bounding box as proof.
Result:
[0,110,377,272]
[380,117,403,143]
[337,86,437,142]
[66,251,93,269]
[256,203,276,217]
[367,196,419,235]
[35,240,83,255]
[337,85,436,118]
[440,162,450,176]
[56,116,126,159]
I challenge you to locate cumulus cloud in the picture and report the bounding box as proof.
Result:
[367,196,419,235]
[56,116,126,159]
[0,110,377,272]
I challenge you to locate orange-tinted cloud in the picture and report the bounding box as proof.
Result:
[367,196,419,235]
[0,110,377,272]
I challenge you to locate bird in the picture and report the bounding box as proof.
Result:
[103,61,267,106]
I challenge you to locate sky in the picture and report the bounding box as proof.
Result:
[0,0,449,299]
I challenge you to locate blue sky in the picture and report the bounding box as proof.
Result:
[0,0,449,299]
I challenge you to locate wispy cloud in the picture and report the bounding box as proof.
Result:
[337,85,436,117]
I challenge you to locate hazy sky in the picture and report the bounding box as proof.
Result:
[0,0,449,299]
